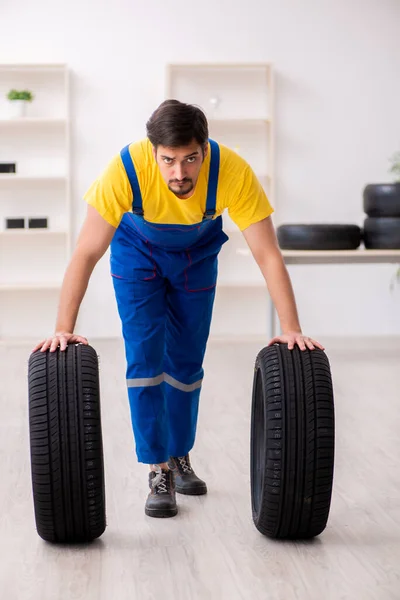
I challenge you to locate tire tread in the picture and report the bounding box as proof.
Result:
[28,345,106,543]
[251,344,335,539]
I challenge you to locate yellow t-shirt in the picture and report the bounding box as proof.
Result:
[84,139,273,231]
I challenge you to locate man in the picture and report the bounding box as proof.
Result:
[34,99,324,519]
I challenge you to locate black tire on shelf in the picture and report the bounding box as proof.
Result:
[250,344,335,540]
[363,217,400,249]
[28,343,106,543]
[363,184,400,218]
[276,224,361,250]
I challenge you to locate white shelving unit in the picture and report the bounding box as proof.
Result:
[166,62,400,339]
[0,63,71,340]
[166,63,274,338]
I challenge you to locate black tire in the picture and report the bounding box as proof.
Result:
[363,217,400,249]
[250,344,335,540]
[363,184,400,217]
[277,224,361,250]
[28,344,106,543]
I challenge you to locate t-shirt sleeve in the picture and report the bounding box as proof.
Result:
[83,153,133,228]
[227,163,274,231]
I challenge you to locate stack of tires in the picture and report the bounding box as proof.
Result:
[363,183,400,249]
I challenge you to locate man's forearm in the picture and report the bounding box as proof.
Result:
[55,253,97,333]
[258,253,302,334]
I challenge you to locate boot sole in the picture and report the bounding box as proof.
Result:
[145,506,178,518]
[176,486,208,496]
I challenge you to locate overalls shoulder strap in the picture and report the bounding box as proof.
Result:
[203,139,220,221]
[120,145,144,216]
[119,139,220,220]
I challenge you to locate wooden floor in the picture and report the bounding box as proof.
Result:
[1,336,400,600]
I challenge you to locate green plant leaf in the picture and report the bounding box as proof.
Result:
[389,152,400,182]
[6,89,34,101]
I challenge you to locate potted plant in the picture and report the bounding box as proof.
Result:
[6,89,34,118]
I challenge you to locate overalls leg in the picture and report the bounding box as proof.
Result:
[111,241,169,465]
[163,248,219,458]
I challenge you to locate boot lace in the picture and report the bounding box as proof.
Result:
[151,465,168,493]
[177,455,193,474]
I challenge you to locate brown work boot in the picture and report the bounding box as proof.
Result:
[168,454,207,496]
[145,467,178,518]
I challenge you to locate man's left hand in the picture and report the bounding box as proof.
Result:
[268,331,325,351]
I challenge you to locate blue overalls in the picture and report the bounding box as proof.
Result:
[109,140,228,464]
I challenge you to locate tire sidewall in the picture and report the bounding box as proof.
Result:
[363,183,400,217]
[250,354,269,526]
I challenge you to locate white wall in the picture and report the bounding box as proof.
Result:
[1,0,400,339]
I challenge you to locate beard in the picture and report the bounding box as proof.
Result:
[168,178,194,196]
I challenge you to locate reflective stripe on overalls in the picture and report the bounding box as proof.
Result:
[109,140,229,464]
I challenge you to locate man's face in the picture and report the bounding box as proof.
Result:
[153,140,208,199]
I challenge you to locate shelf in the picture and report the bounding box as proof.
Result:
[169,63,271,70]
[209,118,270,125]
[219,245,400,266]
[0,175,66,184]
[221,232,400,263]
[0,282,62,291]
[0,229,67,236]
[282,249,400,265]
[0,63,66,72]
[0,118,67,126]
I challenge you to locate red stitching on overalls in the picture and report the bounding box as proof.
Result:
[145,223,201,233]
[127,213,149,242]
[128,211,201,234]
[143,242,157,281]
[184,250,216,293]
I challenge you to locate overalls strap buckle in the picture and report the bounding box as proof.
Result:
[132,206,144,216]
[202,209,216,221]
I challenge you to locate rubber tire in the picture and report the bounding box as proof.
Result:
[363,217,400,249]
[363,184,400,217]
[28,344,106,543]
[250,344,335,540]
[277,224,361,250]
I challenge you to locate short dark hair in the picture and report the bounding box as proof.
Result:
[146,99,209,148]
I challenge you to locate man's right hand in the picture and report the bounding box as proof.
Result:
[33,332,89,353]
